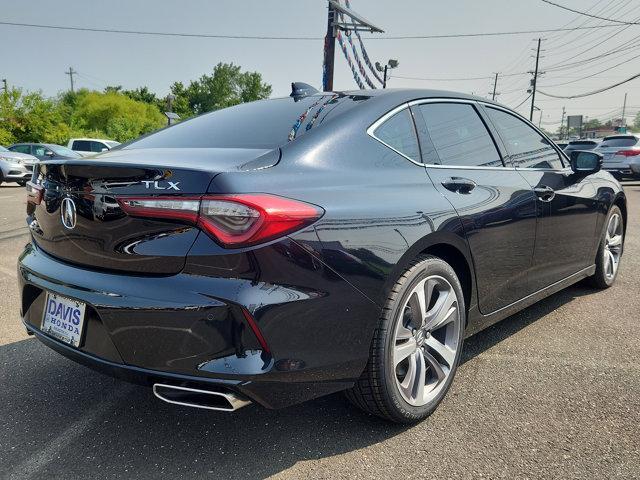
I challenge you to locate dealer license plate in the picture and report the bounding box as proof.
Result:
[41,292,86,348]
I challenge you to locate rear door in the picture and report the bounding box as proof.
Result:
[411,100,538,314]
[482,105,599,291]
[72,140,92,155]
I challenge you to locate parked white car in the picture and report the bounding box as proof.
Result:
[594,134,640,179]
[0,145,38,186]
[67,138,120,156]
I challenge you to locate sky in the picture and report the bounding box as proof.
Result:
[1,0,639,132]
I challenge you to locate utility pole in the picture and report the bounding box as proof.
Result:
[621,92,628,131]
[322,3,337,91]
[491,73,499,101]
[65,67,77,93]
[530,38,542,122]
[322,1,383,91]
[560,106,566,139]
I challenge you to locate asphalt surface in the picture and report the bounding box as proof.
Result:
[1,181,639,479]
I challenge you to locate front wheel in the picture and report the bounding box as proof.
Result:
[346,255,465,423]
[17,180,26,187]
[589,205,624,289]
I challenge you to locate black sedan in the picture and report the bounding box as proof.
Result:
[19,87,626,423]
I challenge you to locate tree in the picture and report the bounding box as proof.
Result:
[0,63,272,146]
[170,62,271,117]
[0,87,72,145]
[584,119,601,130]
[122,86,164,111]
[634,112,640,130]
[70,90,165,142]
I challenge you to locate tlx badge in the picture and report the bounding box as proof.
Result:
[142,180,180,191]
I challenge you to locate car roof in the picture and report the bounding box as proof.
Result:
[330,88,496,106]
[70,138,113,142]
[603,134,640,140]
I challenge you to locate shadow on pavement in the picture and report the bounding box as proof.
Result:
[462,282,594,363]
[1,283,590,479]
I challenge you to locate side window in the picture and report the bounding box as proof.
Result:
[33,146,46,157]
[414,103,503,167]
[373,109,420,161]
[73,140,91,151]
[485,107,564,169]
[90,141,107,152]
[10,145,30,154]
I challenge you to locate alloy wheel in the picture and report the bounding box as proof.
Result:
[604,212,623,281]
[393,275,461,406]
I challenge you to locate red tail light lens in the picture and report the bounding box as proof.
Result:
[117,194,323,248]
[199,194,323,247]
[26,181,44,205]
[118,197,200,223]
[617,149,640,157]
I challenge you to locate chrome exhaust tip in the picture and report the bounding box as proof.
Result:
[152,383,251,412]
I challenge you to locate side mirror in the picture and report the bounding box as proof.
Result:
[101,148,108,152]
[569,150,602,175]
[44,150,55,157]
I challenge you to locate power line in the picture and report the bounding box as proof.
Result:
[539,0,640,24]
[544,0,614,44]
[514,94,533,109]
[392,74,493,81]
[545,0,632,48]
[540,50,640,87]
[538,72,640,98]
[392,71,527,82]
[0,20,627,41]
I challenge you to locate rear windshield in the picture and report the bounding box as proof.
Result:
[126,94,370,150]
[600,136,638,148]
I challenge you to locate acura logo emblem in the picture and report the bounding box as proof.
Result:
[61,197,77,230]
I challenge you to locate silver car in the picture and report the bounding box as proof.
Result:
[595,134,640,179]
[0,145,38,186]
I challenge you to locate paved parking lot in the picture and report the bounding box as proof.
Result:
[1,181,639,479]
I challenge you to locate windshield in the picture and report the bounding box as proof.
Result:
[126,94,370,150]
[49,145,82,157]
[600,136,638,148]
[105,141,120,148]
[0,146,8,152]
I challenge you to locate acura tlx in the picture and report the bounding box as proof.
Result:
[19,84,626,423]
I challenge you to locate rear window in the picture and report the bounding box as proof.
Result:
[72,140,91,151]
[569,141,596,146]
[600,136,638,148]
[126,94,370,150]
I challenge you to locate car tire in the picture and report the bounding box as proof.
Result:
[345,255,466,424]
[17,180,26,187]
[589,205,624,289]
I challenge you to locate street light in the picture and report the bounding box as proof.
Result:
[533,105,543,128]
[375,59,399,88]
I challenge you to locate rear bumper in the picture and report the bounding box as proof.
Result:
[18,238,379,408]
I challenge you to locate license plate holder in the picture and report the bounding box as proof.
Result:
[41,292,86,348]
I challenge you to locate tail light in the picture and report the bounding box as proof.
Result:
[26,181,44,205]
[117,194,323,248]
[616,150,640,157]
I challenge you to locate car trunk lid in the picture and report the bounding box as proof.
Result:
[30,148,278,274]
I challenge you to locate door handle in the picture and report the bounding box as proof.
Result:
[534,185,555,202]
[441,177,477,194]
